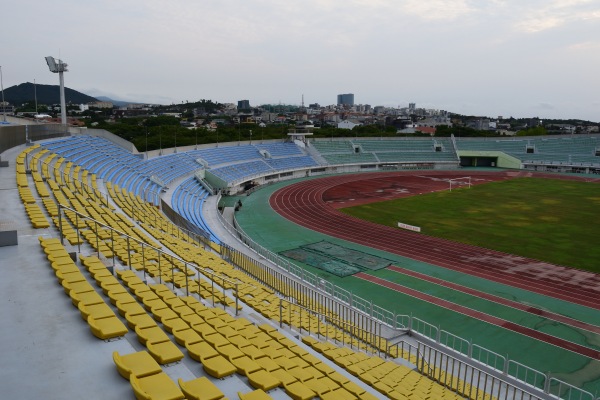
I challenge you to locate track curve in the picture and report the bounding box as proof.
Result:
[269,171,600,310]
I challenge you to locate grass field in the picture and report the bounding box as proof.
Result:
[340,177,600,272]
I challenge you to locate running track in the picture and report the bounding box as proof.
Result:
[355,273,600,359]
[269,171,600,311]
[387,265,600,335]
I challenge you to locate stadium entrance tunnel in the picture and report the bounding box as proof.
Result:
[460,156,498,167]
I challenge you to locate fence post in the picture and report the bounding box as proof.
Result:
[58,205,64,246]
[279,299,283,329]
[185,262,189,297]
[235,282,239,316]
[95,220,100,258]
[75,212,80,253]
[126,236,132,270]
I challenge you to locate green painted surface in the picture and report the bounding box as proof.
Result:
[234,177,600,394]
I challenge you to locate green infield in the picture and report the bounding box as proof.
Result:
[340,177,600,272]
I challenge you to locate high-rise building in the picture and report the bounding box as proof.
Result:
[337,93,354,106]
[237,100,250,110]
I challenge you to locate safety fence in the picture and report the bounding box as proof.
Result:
[389,340,550,400]
[221,207,399,328]
[219,242,392,351]
[56,204,240,313]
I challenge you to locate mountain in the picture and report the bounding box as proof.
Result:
[3,82,97,105]
[95,96,136,107]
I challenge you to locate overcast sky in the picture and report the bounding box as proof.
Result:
[2,0,599,121]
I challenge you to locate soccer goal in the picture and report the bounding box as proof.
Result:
[448,176,472,191]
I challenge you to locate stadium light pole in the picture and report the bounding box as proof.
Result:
[34,79,38,115]
[45,56,68,125]
[0,65,6,122]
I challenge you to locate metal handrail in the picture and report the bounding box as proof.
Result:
[56,204,240,315]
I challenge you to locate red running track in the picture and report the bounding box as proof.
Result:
[387,265,600,335]
[269,171,600,310]
[355,273,600,359]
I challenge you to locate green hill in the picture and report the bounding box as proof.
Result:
[3,82,97,105]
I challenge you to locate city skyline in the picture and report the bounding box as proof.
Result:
[3,1,599,121]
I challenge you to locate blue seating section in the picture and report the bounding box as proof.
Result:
[210,160,273,182]
[171,177,220,243]
[41,136,320,197]
[185,146,262,165]
[255,142,303,157]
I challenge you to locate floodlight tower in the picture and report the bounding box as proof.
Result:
[45,56,68,125]
[0,65,6,122]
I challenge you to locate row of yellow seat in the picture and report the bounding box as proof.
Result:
[302,336,467,400]
[16,146,51,229]
[38,236,128,340]
[110,256,380,400]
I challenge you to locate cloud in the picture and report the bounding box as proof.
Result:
[514,0,600,33]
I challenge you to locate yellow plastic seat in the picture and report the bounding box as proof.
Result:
[255,357,281,373]
[247,369,281,392]
[162,317,189,334]
[201,354,238,379]
[117,301,146,317]
[284,381,315,400]
[71,290,105,307]
[177,377,225,400]
[304,377,333,396]
[230,355,262,376]
[127,313,157,330]
[146,340,184,364]
[78,302,114,321]
[238,389,274,400]
[113,350,162,380]
[63,279,95,296]
[342,381,367,397]
[88,315,128,340]
[320,387,358,400]
[136,325,170,346]
[130,373,185,400]
[172,327,202,346]
[151,307,178,323]
[186,340,218,363]
[271,369,297,386]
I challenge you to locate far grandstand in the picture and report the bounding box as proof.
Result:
[2,121,600,400]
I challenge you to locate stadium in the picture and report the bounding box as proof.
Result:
[1,122,599,400]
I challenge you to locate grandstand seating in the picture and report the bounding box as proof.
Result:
[455,135,600,165]
[171,177,219,243]
[41,137,321,197]
[312,138,459,166]
[11,132,585,399]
